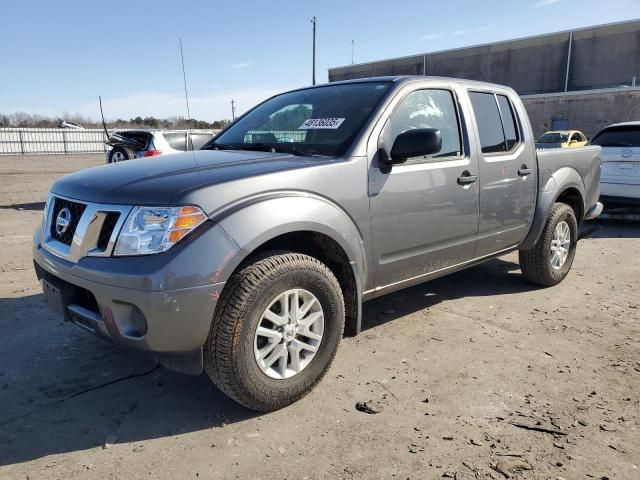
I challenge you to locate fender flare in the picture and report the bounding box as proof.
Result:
[210,193,366,334]
[520,166,586,250]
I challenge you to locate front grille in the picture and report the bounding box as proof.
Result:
[50,197,86,245]
[97,212,121,250]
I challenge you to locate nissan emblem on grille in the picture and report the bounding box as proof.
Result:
[55,207,72,235]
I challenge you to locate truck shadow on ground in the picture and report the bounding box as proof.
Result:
[0,294,259,466]
[361,256,531,332]
[0,201,46,211]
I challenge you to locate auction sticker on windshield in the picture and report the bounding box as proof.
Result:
[299,118,345,129]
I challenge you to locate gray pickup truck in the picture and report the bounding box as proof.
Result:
[33,76,602,411]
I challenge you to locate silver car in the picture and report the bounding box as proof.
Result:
[106,129,214,163]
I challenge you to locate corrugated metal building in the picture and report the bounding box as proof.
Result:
[328,20,640,137]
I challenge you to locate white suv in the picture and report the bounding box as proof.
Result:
[106,130,214,163]
[591,122,640,207]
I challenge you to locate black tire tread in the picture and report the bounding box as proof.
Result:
[519,202,576,287]
[204,251,344,411]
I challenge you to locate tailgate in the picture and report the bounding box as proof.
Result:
[601,148,640,185]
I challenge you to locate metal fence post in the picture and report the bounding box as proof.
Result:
[62,130,68,154]
[18,130,24,155]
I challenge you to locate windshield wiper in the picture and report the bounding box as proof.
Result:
[201,142,235,151]
[202,141,323,157]
[229,142,309,156]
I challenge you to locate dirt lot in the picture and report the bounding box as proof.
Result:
[0,154,638,479]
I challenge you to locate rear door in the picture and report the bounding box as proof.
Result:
[470,91,537,256]
[369,87,479,288]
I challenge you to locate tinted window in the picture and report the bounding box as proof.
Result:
[497,95,519,149]
[208,82,391,156]
[190,133,214,150]
[591,126,640,147]
[470,92,506,153]
[163,132,187,151]
[383,89,462,163]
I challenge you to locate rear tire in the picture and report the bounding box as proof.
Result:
[204,251,345,412]
[108,147,130,163]
[519,202,578,287]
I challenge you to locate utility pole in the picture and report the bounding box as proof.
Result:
[231,99,236,122]
[351,39,355,65]
[311,16,317,85]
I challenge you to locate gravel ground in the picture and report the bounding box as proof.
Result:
[0,154,638,479]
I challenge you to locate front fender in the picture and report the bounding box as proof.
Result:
[212,194,367,286]
[520,167,585,250]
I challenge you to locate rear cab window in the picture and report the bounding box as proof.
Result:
[189,133,214,150]
[469,92,520,154]
[163,132,188,151]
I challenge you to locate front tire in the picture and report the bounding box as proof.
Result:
[519,202,578,286]
[204,252,345,411]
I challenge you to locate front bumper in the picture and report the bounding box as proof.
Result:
[33,221,238,374]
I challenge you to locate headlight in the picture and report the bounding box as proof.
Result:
[114,206,207,256]
[43,196,51,224]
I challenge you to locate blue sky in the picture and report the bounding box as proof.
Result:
[2,0,639,121]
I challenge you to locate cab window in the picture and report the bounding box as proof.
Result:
[470,92,520,154]
[497,95,519,150]
[381,89,462,164]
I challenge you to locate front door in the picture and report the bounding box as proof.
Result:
[369,88,480,289]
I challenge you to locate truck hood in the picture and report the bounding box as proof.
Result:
[51,150,327,205]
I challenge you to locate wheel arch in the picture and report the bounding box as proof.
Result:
[214,195,365,336]
[520,167,585,250]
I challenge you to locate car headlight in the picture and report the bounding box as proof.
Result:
[114,206,207,256]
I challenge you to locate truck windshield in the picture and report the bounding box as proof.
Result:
[204,82,392,157]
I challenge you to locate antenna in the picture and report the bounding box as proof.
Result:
[98,96,109,141]
[311,16,317,85]
[179,37,192,148]
[231,99,236,122]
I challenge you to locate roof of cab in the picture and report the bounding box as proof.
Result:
[289,75,518,94]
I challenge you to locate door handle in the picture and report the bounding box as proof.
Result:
[518,166,532,176]
[457,171,478,185]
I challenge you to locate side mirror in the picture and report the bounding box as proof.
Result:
[389,128,442,164]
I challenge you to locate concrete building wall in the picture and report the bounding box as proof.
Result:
[522,88,640,139]
[569,22,640,90]
[328,20,640,95]
[424,33,570,94]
